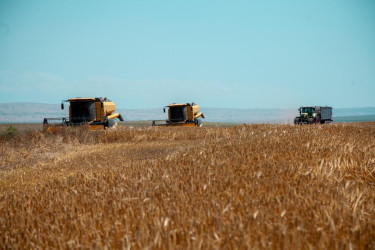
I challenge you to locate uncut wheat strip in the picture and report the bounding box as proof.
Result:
[0,139,202,196]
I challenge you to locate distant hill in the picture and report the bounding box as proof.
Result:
[333,115,375,123]
[0,103,375,124]
[0,103,68,123]
[118,108,297,123]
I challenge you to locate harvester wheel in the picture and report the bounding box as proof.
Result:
[107,118,116,128]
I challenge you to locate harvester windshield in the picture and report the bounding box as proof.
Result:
[70,101,96,123]
[169,106,187,122]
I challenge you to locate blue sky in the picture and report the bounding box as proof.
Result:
[0,0,374,109]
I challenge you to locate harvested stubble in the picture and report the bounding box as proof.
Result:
[0,123,375,248]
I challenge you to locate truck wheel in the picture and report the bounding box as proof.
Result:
[315,116,320,124]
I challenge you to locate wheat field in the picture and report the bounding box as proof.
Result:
[0,123,374,249]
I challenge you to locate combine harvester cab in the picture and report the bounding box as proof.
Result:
[294,106,333,124]
[152,102,205,127]
[43,97,124,131]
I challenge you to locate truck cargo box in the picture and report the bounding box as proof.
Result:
[320,107,332,121]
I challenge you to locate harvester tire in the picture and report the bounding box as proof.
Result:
[107,118,116,128]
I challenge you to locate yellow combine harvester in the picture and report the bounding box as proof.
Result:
[152,102,205,127]
[43,97,124,131]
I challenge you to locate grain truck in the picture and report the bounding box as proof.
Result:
[294,106,333,124]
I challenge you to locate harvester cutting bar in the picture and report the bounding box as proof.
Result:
[152,120,168,126]
[43,117,69,126]
[152,120,200,127]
